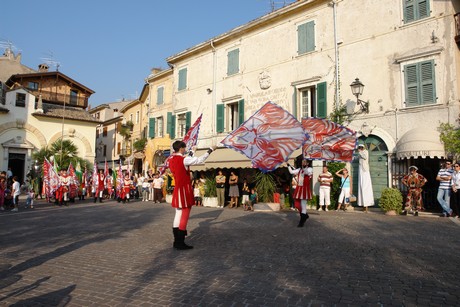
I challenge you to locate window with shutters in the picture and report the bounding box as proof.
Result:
[103,127,107,137]
[227,48,240,76]
[297,20,315,55]
[157,86,164,105]
[157,116,164,137]
[225,100,244,131]
[136,111,140,124]
[178,67,187,91]
[299,87,316,118]
[403,0,430,24]
[404,60,436,107]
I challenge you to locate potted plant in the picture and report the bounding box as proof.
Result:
[203,176,218,207]
[379,187,403,215]
[254,171,280,211]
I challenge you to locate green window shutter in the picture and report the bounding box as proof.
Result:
[167,112,173,137]
[403,0,415,23]
[185,111,191,132]
[404,60,435,106]
[297,23,308,55]
[149,118,155,138]
[316,82,327,118]
[227,49,240,76]
[216,104,224,133]
[178,68,187,91]
[405,63,419,106]
[238,99,244,125]
[157,87,164,105]
[418,0,429,19]
[305,21,315,53]
[420,60,435,104]
[297,21,315,55]
[171,115,176,139]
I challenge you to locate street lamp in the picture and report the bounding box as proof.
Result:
[350,78,369,113]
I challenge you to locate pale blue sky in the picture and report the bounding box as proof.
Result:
[1,0,292,106]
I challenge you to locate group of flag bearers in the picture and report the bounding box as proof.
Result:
[42,158,136,206]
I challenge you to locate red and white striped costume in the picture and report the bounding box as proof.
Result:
[289,166,313,200]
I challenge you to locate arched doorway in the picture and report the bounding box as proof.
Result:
[351,135,388,206]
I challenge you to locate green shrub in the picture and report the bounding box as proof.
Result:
[203,176,217,197]
[255,171,276,202]
[379,188,403,214]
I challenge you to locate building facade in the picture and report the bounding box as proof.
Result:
[144,0,459,207]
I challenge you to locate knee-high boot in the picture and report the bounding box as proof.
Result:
[172,227,180,249]
[174,229,193,250]
[297,213,309,227]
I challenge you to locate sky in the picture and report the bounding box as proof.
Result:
[1,0,293,107]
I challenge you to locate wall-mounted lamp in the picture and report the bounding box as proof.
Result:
[350,78,369,113]
[206,88,213,94]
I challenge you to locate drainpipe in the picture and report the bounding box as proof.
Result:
[331,0,340,110]
[211,40,217,137]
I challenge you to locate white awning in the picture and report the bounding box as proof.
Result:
[396,128,445,159]
[190,147,253,171]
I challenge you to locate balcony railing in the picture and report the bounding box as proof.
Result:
[30,89,88,106]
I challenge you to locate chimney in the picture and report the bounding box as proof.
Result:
[38,64,49,72]
[113,108,119,117]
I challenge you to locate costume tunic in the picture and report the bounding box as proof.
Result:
[288,166,313,200]
[402,172,427,210]
[169,152,211,209]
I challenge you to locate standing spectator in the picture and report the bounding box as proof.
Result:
[6,167,13,186]
[25,188,35,209]
[228,171,239,208]
[147,170,155,201]
[317,165,333,211]
[451,162,460,218]
[137,173,145,200]
[437,161,453,217]
[287,159,313,227]
[168,141,215,250]
[193,179,203,206]
[215,170,226,208]
[401,166,427,216]
[241,178,250,206]
[0,176,6,211]
[356,144,374,212]
[11,176,20,212]
[152,172,164,203]
[335,168,352,211]
[141,178,150,202]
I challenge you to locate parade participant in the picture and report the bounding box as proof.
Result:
[106,169,114,199]
[120,174,132,203]
[57,170,71,206]
[168,141,215,250]
[401,166,427,216]
[94,169,106,203]
[287,159,313,227]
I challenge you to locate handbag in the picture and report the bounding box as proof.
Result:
[349,195,357,202]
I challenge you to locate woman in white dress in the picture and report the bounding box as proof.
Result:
[356,144,374,212]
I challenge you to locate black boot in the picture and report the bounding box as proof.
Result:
[174,229,193,250]
[297,213,309,227]
[99,197,103,203]
[93,197,97,203]
[172,227,179,249]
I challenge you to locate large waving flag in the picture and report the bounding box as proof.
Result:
[301,118,357,162]
[43,157,59,198]
[68,162,79,187]
[221,102,308,172]
[158,113,203,175]
[92,160,98,193]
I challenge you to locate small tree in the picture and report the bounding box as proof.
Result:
[439,122,460,161]
[133,138,147,151]
[255,171,276,202]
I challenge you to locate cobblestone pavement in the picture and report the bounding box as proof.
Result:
[0,198,459,306]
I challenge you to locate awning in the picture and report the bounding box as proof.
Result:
[190,147,253,170]
[396,128,445,159]
[133,152,145,159]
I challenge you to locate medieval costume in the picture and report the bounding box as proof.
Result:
[287,159,313,227]
[402,166,427,216]
[168,141,214,250]
[56,171,71,206]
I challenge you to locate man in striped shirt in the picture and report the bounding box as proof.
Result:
[317,165,333,211]
[436,161,454,217]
